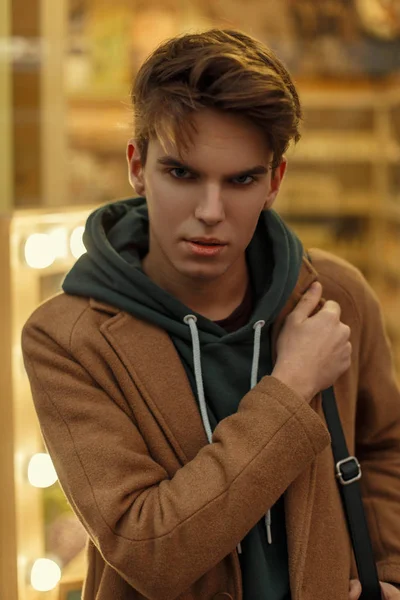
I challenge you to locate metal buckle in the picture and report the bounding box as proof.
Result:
[336,456,362,486]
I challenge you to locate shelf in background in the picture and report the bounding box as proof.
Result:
[67,102,131,153]
[279,199,377,219]
[387,317,400,339]
[287,132,400,163]
[296,75,400,106]
[377,262,400,283]
[387,203,400,222]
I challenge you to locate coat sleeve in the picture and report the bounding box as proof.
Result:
[355,274,400,585]
[21,307,330,600]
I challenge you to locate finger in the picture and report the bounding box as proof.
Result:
[380,582,400,599]
[293,282,323,320]
[349,579,362,600]
[342,324,351,341]
[322,299,341,319]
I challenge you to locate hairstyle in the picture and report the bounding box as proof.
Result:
[132,28,302,170]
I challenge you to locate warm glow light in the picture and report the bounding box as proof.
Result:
[24,233,56,269]
[30,559,61,592]
[27,453,58,488]
[48,227,69,259]
[70,226,86,259]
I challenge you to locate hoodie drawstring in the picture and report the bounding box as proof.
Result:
[250,321,272,545]
[251,320,265,389]
[184,315,272,555]
[183,315,213,443]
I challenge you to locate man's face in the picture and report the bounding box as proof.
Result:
[127,109,285,286]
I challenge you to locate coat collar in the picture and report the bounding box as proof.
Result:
[270,254,319,361]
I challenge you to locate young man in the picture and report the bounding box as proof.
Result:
[22,29,400,600]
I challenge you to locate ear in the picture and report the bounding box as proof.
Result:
[127,139,146,195]
[263,158,287,210]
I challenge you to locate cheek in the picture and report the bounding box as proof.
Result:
[229,193,266,234]
[145,178,192,235]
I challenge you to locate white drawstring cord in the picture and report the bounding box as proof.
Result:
[183,316,271,553]
[184,315,242,554]
[183,315,213,443]
[250,321,272,545]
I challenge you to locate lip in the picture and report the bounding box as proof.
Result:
[188,238,227,245]
[185,240,227,257]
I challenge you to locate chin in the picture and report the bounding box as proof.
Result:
[177,263,228,282]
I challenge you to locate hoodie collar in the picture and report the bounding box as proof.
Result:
[90,253,319,335]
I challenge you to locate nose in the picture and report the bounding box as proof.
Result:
[194,183,225,226]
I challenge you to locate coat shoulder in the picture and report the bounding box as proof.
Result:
[22,293,93,351]
[308,248,372,309]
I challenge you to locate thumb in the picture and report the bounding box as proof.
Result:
[349,579,362,600]
[380,582,400,599]
[293,281,322,321]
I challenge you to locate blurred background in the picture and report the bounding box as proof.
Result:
[1,1,399,599]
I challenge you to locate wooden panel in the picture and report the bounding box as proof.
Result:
[0,216,18,600]
[0,0,13,212]
[12,0,42,208]
[40,0,68,207]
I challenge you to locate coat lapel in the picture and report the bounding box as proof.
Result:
[270,254,319,362]
[92,300,208,465]
[271,256,323,598]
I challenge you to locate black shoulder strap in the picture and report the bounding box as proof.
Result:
[307,250,381,598]
[322,388,382,599]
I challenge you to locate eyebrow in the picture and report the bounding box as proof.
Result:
[156,155,269,178]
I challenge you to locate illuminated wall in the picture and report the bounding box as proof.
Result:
[0,206,95,600]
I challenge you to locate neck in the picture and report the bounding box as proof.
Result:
[143,255,249,321]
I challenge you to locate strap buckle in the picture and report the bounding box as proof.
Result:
[336,456,362,486]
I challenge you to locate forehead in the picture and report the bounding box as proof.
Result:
[148,108,272,171]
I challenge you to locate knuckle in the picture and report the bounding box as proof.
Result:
[326,299,339,308]
[341,324,351,338]
[324,300,340,316]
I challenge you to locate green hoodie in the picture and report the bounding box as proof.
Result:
[63,196,304,600]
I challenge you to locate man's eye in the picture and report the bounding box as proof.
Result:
[232,175,255,185]
[169,168,193,179]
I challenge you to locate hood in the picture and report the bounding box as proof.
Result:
[63,196,304,346]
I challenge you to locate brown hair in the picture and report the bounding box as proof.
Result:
[132,28,302,170]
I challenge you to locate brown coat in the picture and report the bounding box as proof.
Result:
[21,249,400,600]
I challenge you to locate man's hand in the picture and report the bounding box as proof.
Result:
[272,281,352,402]
[349,579,362,599]
[381,583,400,599]
[349,579,400,599]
